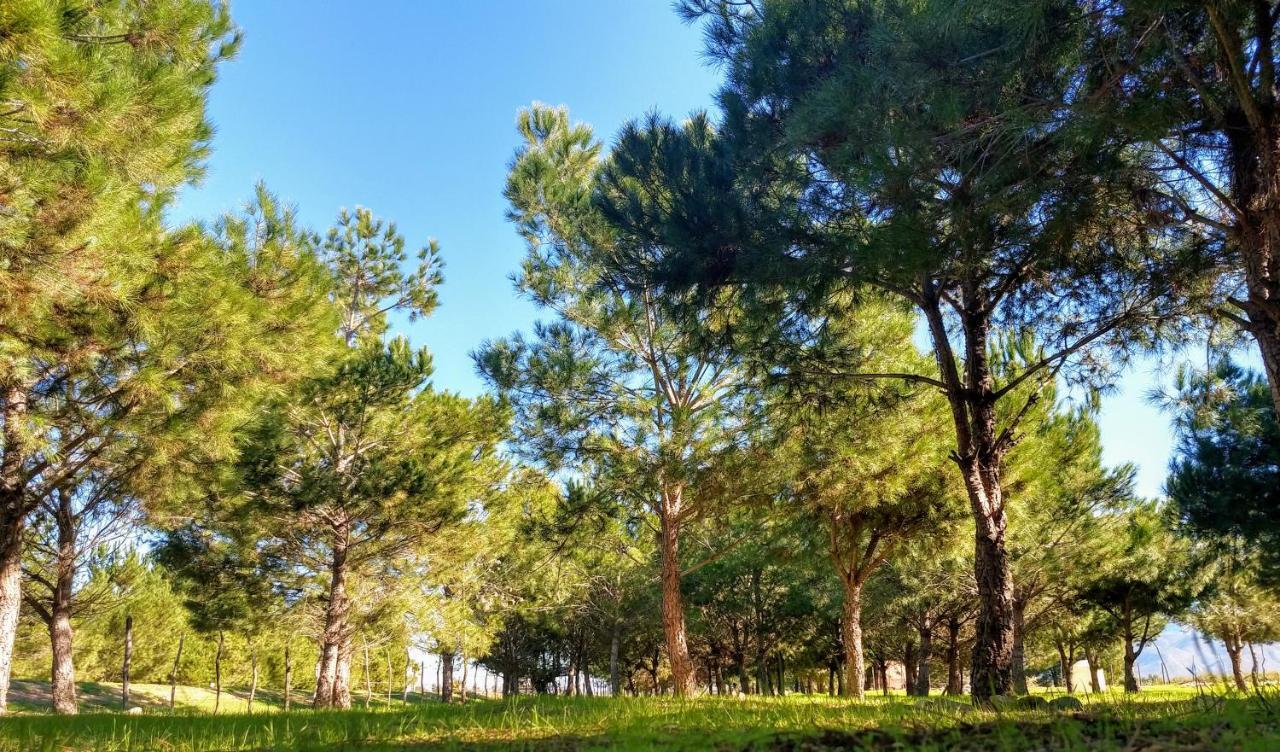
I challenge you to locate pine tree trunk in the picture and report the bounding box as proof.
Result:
[609,621,622,696]
[915,620,933,697]
[1084,647,1102,693]
[1011,597,1027,695]
[363,643,372,709]
[248,646,259,713]
[1056,640,1074,695]
[334,635,354,708]
[441,649,454,703]
[1225,635,1248,692]
[658,490,694,697]
[214,631,224,714]
[461,654,470,702]
[284,642,292,711]
[121,615,133,711]
[967,468,1015,701]
[315,534,350,708]
[49,497,78,714]
[0,384,30,715]
[1122,624,1140,693]
[904,640,917,696]
[945,618,963,696]
[169,633,184,713]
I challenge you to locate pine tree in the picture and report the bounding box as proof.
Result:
[478,105,757,696]
[0,0,239,712]
[607,0,1193,699]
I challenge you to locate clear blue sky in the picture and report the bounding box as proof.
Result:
[173,1,1175,498]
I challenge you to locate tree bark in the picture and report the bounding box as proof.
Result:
[284,642,292,711]
[363,643,372,709]
[315,532,350,708]
[1084,646,1102,693]
[609,621,622,696]
[213,631,224,714]
[169,633,184,713]
[121,615,133,711]
[658,489,695,697]
[333,635,354,708]
[441,648,454,703]
[1225,634,1248,692]
[945,617,963,696]
[0,385,30,714]
[1011,597,1028,695]
[915,619,933,697]
[248,646,259,713]
[1055,639,1074,695]
[49,492,78,715]
[903,639,917,696]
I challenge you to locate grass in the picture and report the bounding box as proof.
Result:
[3,685,1277,751]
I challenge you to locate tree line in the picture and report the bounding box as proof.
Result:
[2,0,1280,716]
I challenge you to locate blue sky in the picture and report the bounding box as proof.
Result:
[174,1,1175,498]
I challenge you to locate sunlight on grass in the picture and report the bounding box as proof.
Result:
[4,686,1278,752]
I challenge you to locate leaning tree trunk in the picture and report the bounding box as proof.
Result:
[315,534,351,708]
[49,502,78,715]
[169,633,184,713]
[213,631,225,714]
[0,384,30,714]
[1011,597,1028,695]
[915,619,933,697]
[657,488,695,697]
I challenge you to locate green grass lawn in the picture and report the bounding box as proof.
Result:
[3,686,1277,751]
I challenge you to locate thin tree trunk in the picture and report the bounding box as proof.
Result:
[1249,642,1261,689]
[904,639,917,696]
[658,492,694,697]
[1122,617,1140,694]
[385,647,393,706]
[284,642,292,712]
[609,621,622,696]
[213,631,224,714]
[49,493,78,714]
[121,615,133,711]
[169,633,185,713]
[461,654,469,702]
[248,646,259,713]
[362,643,372,709]
[1056,639,1074,695]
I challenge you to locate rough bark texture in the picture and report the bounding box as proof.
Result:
[1225,634,1248,692]
[840,579,865,699]
[945,617,963,695]
[1011,598,1028,695]
[315,533,350,708]
[0,385,29,714]
[49,494,78,714]
[658,488,694,697]
[441,649,455,703]
[921,295,1017,702]
[915,621,933,697]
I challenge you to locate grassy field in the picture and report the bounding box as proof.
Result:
[3,685,1277,751]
